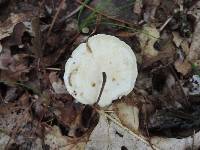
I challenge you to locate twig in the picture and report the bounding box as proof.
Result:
[59,6,82,23]
[45,67,62,71]
[47,0,65,37]
[95,72,107,106]
[90,14,102,35]
[168,64,190,107]
[191,130,195,150]
[159,16,172,32]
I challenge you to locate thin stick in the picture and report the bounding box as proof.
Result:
[95,72,107,105]
[45,67,62,71]
[59,6,82,23]
[47,0,65,37]
[159,16,172,32]
[168,64,190,107]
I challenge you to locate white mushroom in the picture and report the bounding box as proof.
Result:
[64,34,138,107]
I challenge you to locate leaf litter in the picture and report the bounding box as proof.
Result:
[0,0,200,150]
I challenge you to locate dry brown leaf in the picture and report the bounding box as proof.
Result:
[44,126,68,150]
[172,32,183,47]
[0,102,32,133]
[49,72,67,94]
[138,26,160,58]
[181,40,190,56]
[142,38,176,68]
[174,60,191,75]
[0,13,34,40]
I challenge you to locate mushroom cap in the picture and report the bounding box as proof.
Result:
[64,34,138,107]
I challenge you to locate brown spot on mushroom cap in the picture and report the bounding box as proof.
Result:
[112,77,116,81]
[91,82,96,87]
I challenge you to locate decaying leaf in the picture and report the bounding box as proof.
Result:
[142,36,176,68]
[0,53,31,82]
[49,72,67,94]
[0,132,11,150]
[138,26,160,57]
[86,115,151,150]
[172,32,183,47]
[44,126,68,150]
[174,60,191,75]
[151,128,200,150]
[189,18,200,65]
[114,101,140,132]
[0,13,34,40]
[45,126,86,150]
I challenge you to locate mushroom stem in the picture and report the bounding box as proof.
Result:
[95,72,107,106]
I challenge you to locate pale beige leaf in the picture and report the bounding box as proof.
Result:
[115,102,139,132]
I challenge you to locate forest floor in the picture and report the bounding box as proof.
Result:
[0,0,200,150]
